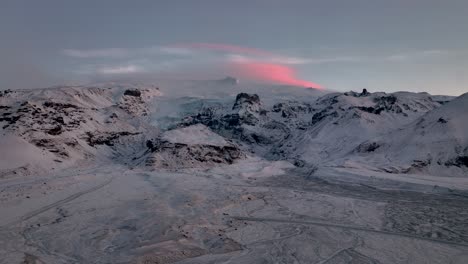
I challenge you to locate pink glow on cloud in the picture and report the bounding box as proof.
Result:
[230,62,323,89]
[170,42,323,89]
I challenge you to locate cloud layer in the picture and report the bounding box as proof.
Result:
[62,43,449,90]
[229,62,322,88]
[63,43,324,89]
[96,65,143,75]
[168,43,323,88]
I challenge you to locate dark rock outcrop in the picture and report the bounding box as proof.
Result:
[85,131,140,147]
[145,139,243,168]
[232,93,261,111]
[445,156,468,168]
[123,89,141,97]
[356,142,381,152]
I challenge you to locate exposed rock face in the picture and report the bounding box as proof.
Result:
[47,125,63,135]
[308,91,444,133]
[178,93,288,152]
[232,93,261,112]
[356,142,381,153]
[173,90,468,176]
[446,156,468,168]
[351,93,468,176]
[311,108,339,125]
[123,89,141,97]
[230,93,265,125]
[1,84,466,176]
[145,140,243,168]
[144,125,244,169]
[0,89,13,97]
[272,101,314,118]
[119,87,161,116]
[0,99,87,139]
[85,131,140,147]
[360,88,370,97]
[0,85,160,169]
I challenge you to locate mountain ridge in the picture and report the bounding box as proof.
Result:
[1,84,466,179]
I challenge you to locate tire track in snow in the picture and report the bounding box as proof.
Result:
[1,176,114,228]
[231,216,468,248]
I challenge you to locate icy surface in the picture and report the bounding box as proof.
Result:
[0,83,467,263]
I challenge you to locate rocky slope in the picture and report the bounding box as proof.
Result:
[1,83,466,178]
[351,92,468,176]
[0,85,161,177]
[2,83,468,264]
[177,88,466,176]
[143,124,244,169]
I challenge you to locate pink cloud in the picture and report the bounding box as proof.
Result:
[229,62,323,89]
[169,43,323,89]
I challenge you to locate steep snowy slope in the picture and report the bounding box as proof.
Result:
[279,90,446,163]
[0,83,463,178]
[180,89,450,168]
[0,84,252,177]
[0,134,64,179]
[350,92,468,176]
[0,85,163,176]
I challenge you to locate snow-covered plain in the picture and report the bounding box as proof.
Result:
[0,80,467,263]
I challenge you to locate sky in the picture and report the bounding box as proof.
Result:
[1,0,467,95]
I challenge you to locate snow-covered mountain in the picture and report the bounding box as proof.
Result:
[1,82,466,180]
[2,82,468,264]
[0,84,163,177]
[175,87,466,177]
[271,90,452,164]
[350,92,468,176]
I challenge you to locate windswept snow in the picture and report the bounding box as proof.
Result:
[0,134,59,178]
[350,92,468,176]
[162,124,230,146]
[1,83,467,264]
